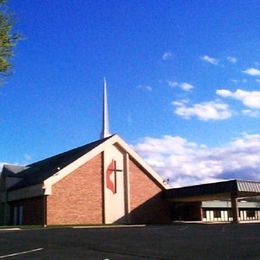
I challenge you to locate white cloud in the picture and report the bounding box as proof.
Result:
[0,162,5,171]
[167,81,178,87]
[167,81,194,91]
[180,82,194,91]
[200,55,219,65]
[162,51,173,60]
[230,79,247,84]
[230,79,239,84]
[137,84,152,92]
[227,56,237,64]
[242,68,260,76]
[133,134,260,187]
[0,162,11,172]
[216,89,231,97]
[172,100,232,121]
[217,89,260,109]
[242,109,260,118]
[24,153,32,162]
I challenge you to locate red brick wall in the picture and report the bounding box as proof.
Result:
[10,196,44,225]
[47,154,103,225]
[128,158,171,224]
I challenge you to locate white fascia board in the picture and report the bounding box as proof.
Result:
[43,134,169,195]
[43,135,120,194]
[112,135,169,190]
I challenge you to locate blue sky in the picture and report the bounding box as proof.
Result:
[1,0,260,186]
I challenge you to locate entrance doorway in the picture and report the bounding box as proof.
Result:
[13,206,23,225]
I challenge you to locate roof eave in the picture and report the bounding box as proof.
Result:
[43,134,169,194]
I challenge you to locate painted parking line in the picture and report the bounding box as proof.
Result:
[0,248,43,259]
[179,226,189,231]
[0,228,21,231]
[73,224,146,229]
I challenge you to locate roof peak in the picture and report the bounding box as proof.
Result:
[8,135,115,191]
[28,135,114,168]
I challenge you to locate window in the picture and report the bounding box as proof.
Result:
[203,209,206,218]
[13,205,23,225]
[213,210,221,218]
[247,210,255,218]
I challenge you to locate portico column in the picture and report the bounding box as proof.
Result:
[123,152,130,224]
[231,192,239,223]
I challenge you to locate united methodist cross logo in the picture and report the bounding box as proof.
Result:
[106,159,122,194]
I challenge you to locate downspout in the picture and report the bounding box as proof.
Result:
[43,194,47,227]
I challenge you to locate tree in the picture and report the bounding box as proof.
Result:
[0,0,19,80]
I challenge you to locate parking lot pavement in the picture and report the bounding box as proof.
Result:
[0,224,260,259]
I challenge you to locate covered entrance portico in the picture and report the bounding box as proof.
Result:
[165,180,260,223]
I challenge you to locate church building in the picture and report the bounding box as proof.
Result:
[1,80,260,226]
[0,80,171,226]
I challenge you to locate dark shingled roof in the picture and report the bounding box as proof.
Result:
[7,136,113,191]
[1,165,28,176]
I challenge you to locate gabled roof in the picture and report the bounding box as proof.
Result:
[5,134,168,193]
[4,135,168,198]
[6,135,113,191]
[1,165,28,176]
[43,134,168,193]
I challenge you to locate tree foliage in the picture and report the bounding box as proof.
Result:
[0,0,19,79]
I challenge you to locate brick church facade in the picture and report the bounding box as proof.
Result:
[0,135,171,226]
[1,80,260,225]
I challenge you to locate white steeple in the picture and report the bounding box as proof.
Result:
[101,78,111,139]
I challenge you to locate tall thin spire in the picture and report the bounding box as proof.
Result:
[101,78,110,139]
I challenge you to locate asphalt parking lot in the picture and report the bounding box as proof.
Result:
[0,223,260,259]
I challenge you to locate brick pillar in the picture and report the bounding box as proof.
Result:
[123,152,130,224]
[199,202,203,221]
[43,195,47,227]
[231,192,239,223]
